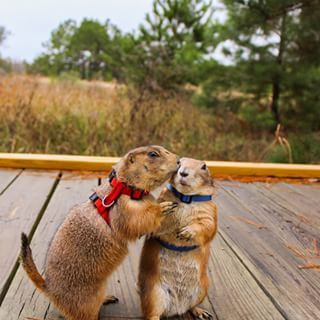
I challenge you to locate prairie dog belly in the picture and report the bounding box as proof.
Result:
[159,247,200,317]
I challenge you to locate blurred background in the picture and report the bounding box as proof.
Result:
[0,0,319,163]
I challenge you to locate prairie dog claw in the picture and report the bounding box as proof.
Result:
[160,201,178,216]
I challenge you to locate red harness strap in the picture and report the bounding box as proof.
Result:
[89,172,149,226]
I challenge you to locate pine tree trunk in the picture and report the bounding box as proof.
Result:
[271,78,280,124]
[270,12,287,125]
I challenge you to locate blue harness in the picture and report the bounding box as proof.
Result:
[155,184,212,253]
[154,237,199,252]
[167,184,212,203]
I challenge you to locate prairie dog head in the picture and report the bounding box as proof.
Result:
[116,145,179,191]
[172,157,215,195]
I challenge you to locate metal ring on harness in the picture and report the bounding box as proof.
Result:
[102,196,115,208]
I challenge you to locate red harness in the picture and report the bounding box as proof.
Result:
[89,171,149,226]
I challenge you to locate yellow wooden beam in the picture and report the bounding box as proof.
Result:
[0,153,319,178]
[205,160,320,178]
[0,153,119,172]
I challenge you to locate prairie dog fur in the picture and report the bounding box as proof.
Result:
[138,157,218,320]
[20,146,179,320]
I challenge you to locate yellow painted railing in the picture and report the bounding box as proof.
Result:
[0,153,319,178]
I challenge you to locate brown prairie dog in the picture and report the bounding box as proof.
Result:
[20,146,179,320]
[138,157,218,320]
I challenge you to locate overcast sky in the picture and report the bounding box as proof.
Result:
[0,0,154,62]
[1,0,227,63]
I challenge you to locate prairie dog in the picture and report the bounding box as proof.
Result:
[20,146,179,320]
[138,157,217,320]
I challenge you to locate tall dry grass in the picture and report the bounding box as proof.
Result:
[0,74,279,161]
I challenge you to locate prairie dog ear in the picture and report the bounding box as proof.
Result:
[126,152,135,164]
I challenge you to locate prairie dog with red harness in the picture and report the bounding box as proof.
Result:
[138,157,217,320]
[20,146,179,320]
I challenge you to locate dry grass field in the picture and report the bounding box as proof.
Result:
[0,74,318,162]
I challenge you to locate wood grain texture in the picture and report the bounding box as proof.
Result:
[258,182,320,231]
[286,182,320,198]
[0,169,59,300]
[274,182,320,206]
[1,153,320,177]
[0,173,97,320]
[0,169,22,194]
[2,176,319,320]
[216,181,320,320]
[208,235,284,320]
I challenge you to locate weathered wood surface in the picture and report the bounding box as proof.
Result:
[264,182,320,228]
[0,170,59,302]
[1,172,98,320]
[0,168,319,320]
[285,182,320,202]
[0,169,21,194]
[216,181,320,320]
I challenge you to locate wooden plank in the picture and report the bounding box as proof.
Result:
[1,153,320,178]
[220,181,320,276]
[0,169,22,194]
[208,235,284,320]
[0,173,98,320]
[215,181,320,319]
[282,183,320,204]
[0,169,59,303]
[258,182,320,230]
[221,181,320,243]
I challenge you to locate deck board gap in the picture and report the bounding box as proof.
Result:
[27,172,62,244]
[218,230,289,320]
[0,169,24,196]
[0,171,62,306]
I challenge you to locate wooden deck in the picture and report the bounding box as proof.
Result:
[0,168,319,320]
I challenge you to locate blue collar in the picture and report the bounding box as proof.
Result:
[167,184,212,204]
[154,237,199,252]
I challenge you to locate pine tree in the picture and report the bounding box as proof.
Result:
[212,0,320,129]
[136,0,214,91]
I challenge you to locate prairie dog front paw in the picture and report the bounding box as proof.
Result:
[159,201,178,216]
[176,226,195,241]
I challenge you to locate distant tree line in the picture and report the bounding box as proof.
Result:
[3,0,320,131]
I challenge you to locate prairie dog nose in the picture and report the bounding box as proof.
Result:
[179,170,189,177]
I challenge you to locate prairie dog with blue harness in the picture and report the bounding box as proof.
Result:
[138,157,217,320]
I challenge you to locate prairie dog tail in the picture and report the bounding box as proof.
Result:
[20,233,46,292]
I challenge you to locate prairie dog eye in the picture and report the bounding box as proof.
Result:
[148,151,160,158]
[201,164,207,170]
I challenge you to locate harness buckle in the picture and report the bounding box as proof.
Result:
[89,192,99,202]
[102,196,115,208]
[182,195,192,204]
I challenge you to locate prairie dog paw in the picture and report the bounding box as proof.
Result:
[176,226,195,241]
[189,307,214,319]
[159,201,178,216]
